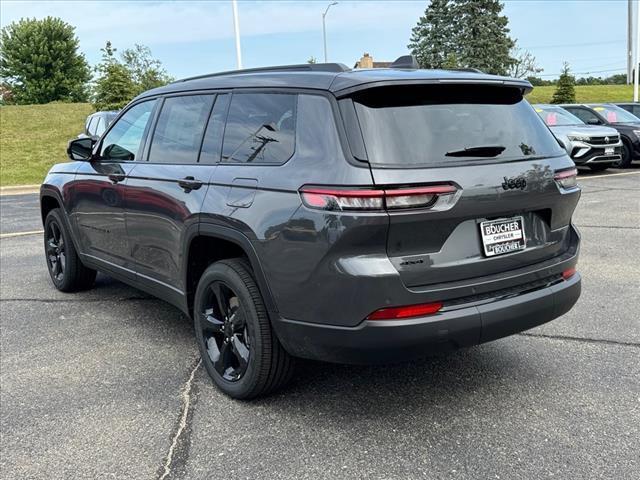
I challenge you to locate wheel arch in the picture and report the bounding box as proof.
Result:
[184,224,278,319]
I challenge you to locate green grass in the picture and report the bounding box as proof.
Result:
[0,103,93,186]
[526,84,635,104]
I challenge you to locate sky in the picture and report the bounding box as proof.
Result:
[0,0,633,80]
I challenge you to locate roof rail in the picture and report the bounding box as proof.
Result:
[448,67,484,74]
[391,55,419,69]
[173,63,351,83]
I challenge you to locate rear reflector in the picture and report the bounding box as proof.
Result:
[300,185,457,211]
[562,267,577,280]
[366,301,443,320]
[554,168,578,189]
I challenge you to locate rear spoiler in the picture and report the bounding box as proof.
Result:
[333,78,533,98]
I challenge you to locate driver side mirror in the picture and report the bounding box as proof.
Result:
[586,118,601,125]
[67,137,95,161]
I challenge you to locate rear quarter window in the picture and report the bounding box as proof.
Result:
[351,85,564,167]
[221,93,296,164]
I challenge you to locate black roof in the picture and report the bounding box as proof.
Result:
[135,61,532,101]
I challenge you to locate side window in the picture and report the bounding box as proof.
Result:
[149,95,214,164]
[570,108,600,124]
[94,117,106,137]
[100,100,157,161]
[86,116,98,136]
[200,94,230,164]
[222,93,296,164]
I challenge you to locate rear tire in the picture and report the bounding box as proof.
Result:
[194,258,295,399]
[44,208,96,292]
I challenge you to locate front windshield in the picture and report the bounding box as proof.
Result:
[591,104,640,124]
[535,106,584,126]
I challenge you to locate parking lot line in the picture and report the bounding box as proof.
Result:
[0,230,44,239]
[579,171,640,180]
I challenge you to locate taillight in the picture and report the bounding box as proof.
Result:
[299,185,457,211]
[562,267,577,280]
[366,301,443,320]
[554,168,578,190]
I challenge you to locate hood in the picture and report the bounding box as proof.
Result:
[548,124,619,137]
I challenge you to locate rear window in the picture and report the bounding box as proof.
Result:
[351,85,564,167]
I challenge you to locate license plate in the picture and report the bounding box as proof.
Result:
[605,147,614,155]
[480,217,526,257]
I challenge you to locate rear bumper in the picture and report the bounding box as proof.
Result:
[273,273,581,364]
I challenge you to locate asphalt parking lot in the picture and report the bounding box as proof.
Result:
[1,169,639,480]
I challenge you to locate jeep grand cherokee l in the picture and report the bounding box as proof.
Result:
[40,58,582,399]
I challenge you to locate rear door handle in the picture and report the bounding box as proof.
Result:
[178,176,203,192]
[108,173,125,184]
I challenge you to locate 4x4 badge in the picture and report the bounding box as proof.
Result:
[501,176,527,191]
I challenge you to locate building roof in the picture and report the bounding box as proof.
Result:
[135,62,532,101]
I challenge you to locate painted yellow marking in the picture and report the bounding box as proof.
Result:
[0,230,44,239]
[579,171,640,181]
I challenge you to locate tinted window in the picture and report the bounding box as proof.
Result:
[101,100,156,161]
[149,95,214,164]
[352,85,563,166]
[222,93,296,164]
[566,108,601,125]
[200,94,230,164]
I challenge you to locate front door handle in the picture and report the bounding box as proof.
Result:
[108,173,125,184]
[178,176,203,192]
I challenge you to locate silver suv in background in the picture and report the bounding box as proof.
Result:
[78,111,119,141]
[534,104,621,171]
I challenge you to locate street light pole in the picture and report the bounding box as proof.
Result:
[322,2,338,63]
[232,0,243,69]
[635,0,639,101]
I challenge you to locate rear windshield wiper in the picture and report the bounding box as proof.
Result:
[445,145,506,157]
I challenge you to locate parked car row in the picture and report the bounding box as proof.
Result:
[534,102,640,170]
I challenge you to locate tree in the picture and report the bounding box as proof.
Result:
[0,17,90,104]
[408,0,456,69]
[509,47,542,79]
[307,56,317,64]
[408,0,515,75]
[121,44,173,96]
[93,42,135,111]
[551,62,576,104]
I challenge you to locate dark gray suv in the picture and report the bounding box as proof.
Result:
[40,58,582,399]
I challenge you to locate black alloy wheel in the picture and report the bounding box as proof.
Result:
[43,208,96,292]
[200,280,251,382]
[194,259,295,399]
[46,220,66,282]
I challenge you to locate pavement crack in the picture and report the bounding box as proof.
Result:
[157,357,202,480]
[518,332,639,348]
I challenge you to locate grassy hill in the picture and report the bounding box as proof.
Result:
[526,84,634,104]
[1,103,93,186]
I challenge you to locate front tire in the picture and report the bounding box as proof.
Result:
[613,140,633,168]
[194,258,294,399]
[44,208,96,292]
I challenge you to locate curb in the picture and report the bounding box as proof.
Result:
[0,185,40,196]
